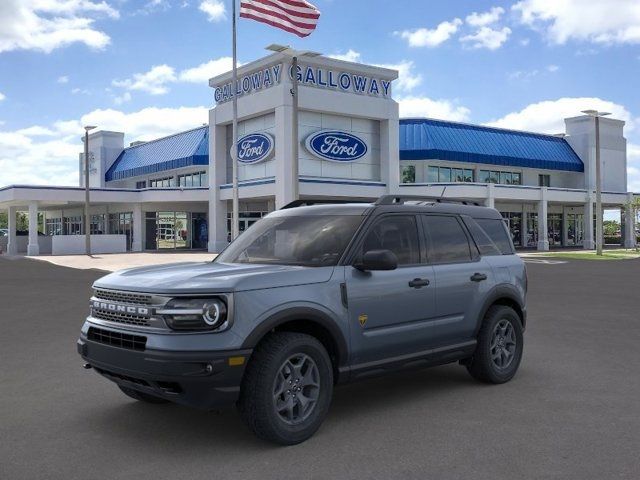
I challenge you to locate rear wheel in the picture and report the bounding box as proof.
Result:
[238,332,333,445]
[466,305,523,384]
[118,385,169,404]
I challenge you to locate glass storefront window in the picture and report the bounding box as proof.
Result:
[401,165,416,183]
[566,214,584,246]
[479,170,491,183]
[45,218,62,236]
[512,173,522,185]
[439,167,452,182]
[526,213,538,247]
[108,212,133,250]
[427,166,439,183]
[501,172,513,184]
[501,212,523,247]
[548,214,563,247]
[144,211,207,250]
[480,170,520,185]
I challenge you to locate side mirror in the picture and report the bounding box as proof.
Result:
[354,249,398,271]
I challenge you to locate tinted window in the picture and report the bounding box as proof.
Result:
[216,215,363,267]
[361,216,420,265]
[423,215,472,263]
[476,218,514,254]
[464,217,501,256]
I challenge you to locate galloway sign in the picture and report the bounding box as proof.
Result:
[214,64,282,104]
[305,131,368,162]
[233,133,275,164]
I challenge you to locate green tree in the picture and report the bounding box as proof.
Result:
[603,220,620,236]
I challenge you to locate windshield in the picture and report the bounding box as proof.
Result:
[215,215,364,267]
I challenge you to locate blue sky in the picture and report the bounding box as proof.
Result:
[0,0,639,190]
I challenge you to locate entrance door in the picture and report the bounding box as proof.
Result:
[346,214,437,365]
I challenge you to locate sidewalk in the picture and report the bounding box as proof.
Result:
[22,252,216,272]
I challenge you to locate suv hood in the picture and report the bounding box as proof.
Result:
[93,261,334,294]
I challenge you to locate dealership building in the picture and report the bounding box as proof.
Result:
[0,52,636,255]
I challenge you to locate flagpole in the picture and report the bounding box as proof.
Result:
[231,0,240,240]
[291,55,299,201]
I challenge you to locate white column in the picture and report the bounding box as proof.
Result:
[624,193,636,248]
[562,207,569,247]
[27,202,40,256]
[274,104,295,208]
[132,204,143,252]
[537,188,549,251]
[7,206,18,255]
[583,195,595,249]
[208,119,231,253]
[484,183,495,209]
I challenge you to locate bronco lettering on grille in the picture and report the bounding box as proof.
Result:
[91,300,150,316]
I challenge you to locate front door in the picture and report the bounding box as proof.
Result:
[345,214,437,365]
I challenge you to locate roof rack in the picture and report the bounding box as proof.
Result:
[280,198,372,209]
[374,195,481,207]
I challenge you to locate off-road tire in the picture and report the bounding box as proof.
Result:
[238,332,333,445]
[466,305,524,384]
[118,385,169,404]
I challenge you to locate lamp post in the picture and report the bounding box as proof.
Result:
[83,125,97,255]
[266,44,321,202]
[581,110,611,256]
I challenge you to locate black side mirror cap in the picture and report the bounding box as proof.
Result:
[354,249,398,271]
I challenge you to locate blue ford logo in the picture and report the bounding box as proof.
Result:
[305,131,368,162]
[233,133,274,164]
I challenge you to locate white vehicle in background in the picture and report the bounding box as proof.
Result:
[0,229,8,237]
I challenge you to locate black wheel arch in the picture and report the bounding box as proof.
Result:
[241,307,349,381]
[476,285,526,334]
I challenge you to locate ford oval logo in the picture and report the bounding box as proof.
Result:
[233,133,274,164]
[305,131,368,162]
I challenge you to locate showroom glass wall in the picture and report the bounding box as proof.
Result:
[145,211,208,250]
[500,211,585,248]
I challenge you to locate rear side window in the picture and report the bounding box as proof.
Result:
[475,218,514,254]
[463,217,502,256]
[422,215,472,264]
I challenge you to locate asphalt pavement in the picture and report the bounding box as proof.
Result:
[0,255,639,480]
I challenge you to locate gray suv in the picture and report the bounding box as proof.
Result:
[78,195,527,444]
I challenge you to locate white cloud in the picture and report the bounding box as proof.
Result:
[396,18,462,47]
[486,97,636,134]
[513,0,640,45]
[508,64,559,81]
[398,96,471,122]
[0,105,209,187]
[460,26,511,50]
[199,0,226,22]
[71,87,90,95]
[520,38,531,46]
[466,7,505,27]
[546,64,559,72]
[373,60,422,93]
[179,57,234,83]
[113,64,177,95]
[113,91,131,105]
[57,75,69,84]
[0,92,5,101]
[328,50,362,63]
[0,0,119,54]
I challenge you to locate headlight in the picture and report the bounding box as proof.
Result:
[158,297,228,331]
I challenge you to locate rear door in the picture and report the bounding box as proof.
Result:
[345,214,437,365]
[421,214,494,346]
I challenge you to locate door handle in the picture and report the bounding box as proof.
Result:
[409,278,430,288]
[470,272,488,282]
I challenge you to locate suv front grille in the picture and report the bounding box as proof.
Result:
[88,327,146,351]
[94,289,152,305]
[91,309,152,327]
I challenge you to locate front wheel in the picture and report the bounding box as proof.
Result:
[466,305,524,384]
[238,332,334,445]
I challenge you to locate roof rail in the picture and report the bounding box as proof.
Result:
[374,195,481,207]
[280,198,372,209]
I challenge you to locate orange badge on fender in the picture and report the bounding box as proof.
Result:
[358,314,368,327]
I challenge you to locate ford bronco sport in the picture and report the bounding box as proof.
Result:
[78,195,527,445]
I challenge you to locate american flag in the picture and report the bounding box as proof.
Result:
[240,0,321,38]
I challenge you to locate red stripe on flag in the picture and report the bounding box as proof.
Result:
[249,0,319,19]
[251,0,319,13]
[239,11,312,37]
[240,3,317,29]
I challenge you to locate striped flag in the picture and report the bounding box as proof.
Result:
[240,0,321,38]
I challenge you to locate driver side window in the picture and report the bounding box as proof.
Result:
[360,215,420,265]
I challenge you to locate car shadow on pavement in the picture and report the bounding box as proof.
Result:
[79,363,492,451]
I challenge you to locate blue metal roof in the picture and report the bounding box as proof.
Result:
[399,118,584,172]
[105,126,209,181]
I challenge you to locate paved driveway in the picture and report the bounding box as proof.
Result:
[0,256,639,480]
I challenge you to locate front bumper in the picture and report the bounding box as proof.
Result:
[77,333,252,410]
